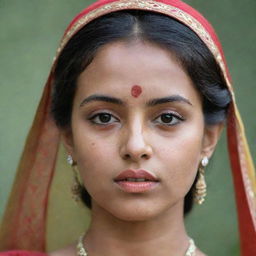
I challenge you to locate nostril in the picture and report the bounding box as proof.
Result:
[124,154,130,160]
[122,153,149,160]
[141,154,148,159]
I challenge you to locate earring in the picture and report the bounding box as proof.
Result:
[67,155,82,202]
[194,156,208,205]
[67,154,74,165]
[71,164,82,202]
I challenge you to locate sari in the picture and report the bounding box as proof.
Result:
[0,0,255,255]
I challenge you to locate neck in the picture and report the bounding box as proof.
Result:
[84,201,190,256]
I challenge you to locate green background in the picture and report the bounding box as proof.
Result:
[0,0,255,255]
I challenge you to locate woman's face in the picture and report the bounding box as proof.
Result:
[65,40,220,221]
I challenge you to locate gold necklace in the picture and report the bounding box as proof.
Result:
[77,234,197,256]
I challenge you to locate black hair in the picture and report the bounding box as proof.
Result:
[51,10,231,214]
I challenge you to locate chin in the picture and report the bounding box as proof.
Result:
[111,208,158,222]
[96,198,177,222]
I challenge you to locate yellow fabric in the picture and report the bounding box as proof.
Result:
[235,106,256,190]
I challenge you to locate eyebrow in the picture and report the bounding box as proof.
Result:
[80,94,192,107]
[146,95,192,107]
[80,94,124,107]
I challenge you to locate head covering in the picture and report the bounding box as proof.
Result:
[0,0,255,255]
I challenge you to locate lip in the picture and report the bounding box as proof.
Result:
[114,169,159,193]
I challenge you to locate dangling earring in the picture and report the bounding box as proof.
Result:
[194,156,209,205]
[67,155,82,202]
[67,154,74,165]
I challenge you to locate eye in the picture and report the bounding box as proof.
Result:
[154,112,184,126]
[88,112,119,125]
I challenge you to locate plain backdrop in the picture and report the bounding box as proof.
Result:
[0,1,255,255]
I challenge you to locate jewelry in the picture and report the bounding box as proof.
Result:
[67,154,74,165]
[186,238,197,256]
[66,154,82,201]
[66,154,82,202]
[71,164,82,202]
[77,234,88,256]
[77,234,197,256]
[201,156,209,167]
[194,156,208,205]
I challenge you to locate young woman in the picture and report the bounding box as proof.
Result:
[0,0,255,255]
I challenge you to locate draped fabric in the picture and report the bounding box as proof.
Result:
[0,0,255,255]
[0,252,47,256]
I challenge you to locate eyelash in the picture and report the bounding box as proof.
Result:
[88,111,185,126]
[153,112,185,126]
[88,112,119,126]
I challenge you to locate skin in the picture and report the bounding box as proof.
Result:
[55,40,223,256]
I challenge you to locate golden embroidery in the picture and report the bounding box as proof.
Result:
[237,128,256,228]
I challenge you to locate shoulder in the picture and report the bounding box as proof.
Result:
[0,251,47,256]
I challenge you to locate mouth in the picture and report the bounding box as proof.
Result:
[114,169,159,193]
[120,178,153,182]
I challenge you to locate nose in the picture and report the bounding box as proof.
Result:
[120,125,153,162]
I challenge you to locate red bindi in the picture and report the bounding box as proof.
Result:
[131,85,142,98]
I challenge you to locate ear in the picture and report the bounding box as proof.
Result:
[61,128,76,161]
[201,123,224,159]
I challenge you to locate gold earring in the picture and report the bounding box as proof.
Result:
[194,156,208,205]
[71,164,83,202]
[67,155,82,202]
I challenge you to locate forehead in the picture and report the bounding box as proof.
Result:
[76,40,200,104]
[82,40,181,79]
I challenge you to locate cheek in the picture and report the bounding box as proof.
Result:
[158,119,204,160]
[157,124,204,193]
[72,131,116,183]
[74,137,106,166]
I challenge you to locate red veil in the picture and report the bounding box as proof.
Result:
[0,0,255,255]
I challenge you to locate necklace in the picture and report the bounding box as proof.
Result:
[77,234,197,256]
